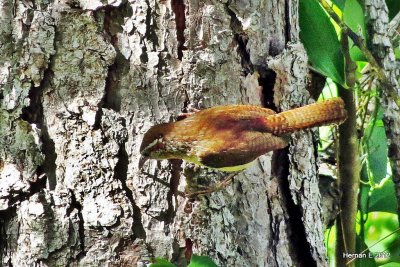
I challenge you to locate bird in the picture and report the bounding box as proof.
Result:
[139,98,347,172]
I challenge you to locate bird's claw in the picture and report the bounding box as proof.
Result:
[184,172,239,198]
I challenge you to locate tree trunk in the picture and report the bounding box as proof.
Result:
[0,0,327,266]
[365,0,400,221]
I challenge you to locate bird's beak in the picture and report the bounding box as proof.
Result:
[138,155,150,170]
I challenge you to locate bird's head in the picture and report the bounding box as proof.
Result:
[140,123,172,158]
[139,123,175,168]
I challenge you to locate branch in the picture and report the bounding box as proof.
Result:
[388,11,400,38]
[319,0,400,108]
[389,12,400,49]
[335,32,359,267]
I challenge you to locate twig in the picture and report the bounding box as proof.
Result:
[388,11,400,38]
[319,0,400,108]
[346,227,400,265]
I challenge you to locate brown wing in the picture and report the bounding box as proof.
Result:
[165,105,285,169]
[179,105,275,123]
[175,105,276,138]
[197,132,288,169]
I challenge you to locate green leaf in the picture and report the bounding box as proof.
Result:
[356,61,368,80]
[359,179,371,214]
[369,178,397,214]
[395,48,400,60]
[299,0,346,87]
[381,263,400,267]
[188,255,219,267]
[363,212,400,260]
[332,0,345,10]
[384,238,400,265]
[343,0,367,61]
[150,258,177,267]
[386,0,400,21]
[355,235,377,267]
[365,108,388,184]
[366,124,388,183]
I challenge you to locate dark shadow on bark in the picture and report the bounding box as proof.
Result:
[226,5,253,76]
[171,0,186,60]
[20,60,57,190]
[67,190,87,260]
[0,207,17,266]
[101,3,132,112]
[259,69,277,110]
[114,144,146,240]
[40,127,57,190]
[272,148,317,267]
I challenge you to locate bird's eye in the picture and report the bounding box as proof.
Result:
[158,134,163,139]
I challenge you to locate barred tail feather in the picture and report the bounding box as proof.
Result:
[265,98,347,135]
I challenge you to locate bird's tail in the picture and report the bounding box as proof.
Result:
[265,98,347,135]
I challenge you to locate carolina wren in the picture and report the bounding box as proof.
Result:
[140,98,347,171]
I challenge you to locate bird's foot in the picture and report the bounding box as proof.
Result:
[185,172,239,198]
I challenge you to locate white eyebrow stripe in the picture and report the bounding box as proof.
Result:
[141,138,161,154]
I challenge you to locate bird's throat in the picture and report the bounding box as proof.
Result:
[183,154,254,172]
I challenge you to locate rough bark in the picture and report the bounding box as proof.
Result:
[269,42,327,267]
[0,0,328,266]
[365,0,400,220]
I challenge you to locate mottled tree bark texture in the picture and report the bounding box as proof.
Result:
[0,0,327,266]
[365,0,400,222]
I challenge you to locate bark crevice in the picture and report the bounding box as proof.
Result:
[171,0,186,60]
[265,196,279,267]
[272,149,316,267]
[284,0,291,43]
[2,172,47,208]
[166,159,182,222]
[0,207,17,266]
[144,0,159,52]
[259,69,277,110]
[20,51,57,189]
[101,4,132,113]
[226,6,253,76]
[115,141,146,240]
[68,190,86,260]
